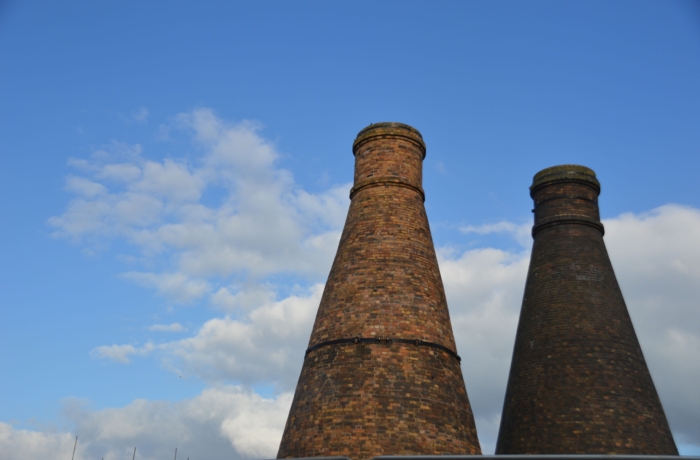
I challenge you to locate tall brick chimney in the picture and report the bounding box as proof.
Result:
[277,123,481,460]
[495,165,677,454]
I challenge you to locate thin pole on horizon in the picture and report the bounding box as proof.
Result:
[71,435,77,460]
[132,447,136,460]
[174,447,177,460]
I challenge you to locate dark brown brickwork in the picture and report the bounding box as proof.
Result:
[277,123,481,460]
[495,165,678,454]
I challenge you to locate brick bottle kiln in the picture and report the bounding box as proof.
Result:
[277,123,481,460]
[496,165,678,454]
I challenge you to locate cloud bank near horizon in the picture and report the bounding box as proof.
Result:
[10,109,697,458]
[0,386,293,460]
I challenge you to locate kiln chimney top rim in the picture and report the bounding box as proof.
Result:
[353,122,426,159]
[530,164,600,195]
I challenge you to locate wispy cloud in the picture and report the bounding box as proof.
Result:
[122,272,211,304]
[132,107,149,123]
[90,343,154,364]
[435,160,447,174]
[49,108,351,304]
[148,323,186,332]
[459,220,532,248]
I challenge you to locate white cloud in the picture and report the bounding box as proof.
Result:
[48,199,113,239]
[211,284,277,312]
[0,423,77,460]
[164,284,322,386]
[91,343,154,364]
[603,204,700,448]
[439,204,700,452]
[132,107,149,123]
[459,220,532,248]
[295,184,351,229]
[148,323,186,332]
[0,386,292,460]
[219,390,293,458]
[435,160,446,174]
[133,159,203,203]
[48,110,700,453]
[122,272,211,304]
[50,108,350,295]
[90,344,137,363]
[65,176,108,198]
[98,163,143,183]
[82,203,700,453]
[439,246,530,452]
[91,283,321,385]
[92,141,143,163]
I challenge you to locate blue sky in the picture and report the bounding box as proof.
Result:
[1,1,699,459]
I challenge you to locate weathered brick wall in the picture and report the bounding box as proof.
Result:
[495,165,678,454]
[277,123,481,460]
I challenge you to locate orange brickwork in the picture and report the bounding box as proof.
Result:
[496,165,678,454]
[277,123,481,460]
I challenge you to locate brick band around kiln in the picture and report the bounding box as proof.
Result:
[532,215,605,236]
[304,336,462,362]
[349,176,426,201]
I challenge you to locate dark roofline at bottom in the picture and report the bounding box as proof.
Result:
[272,455,696,460]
